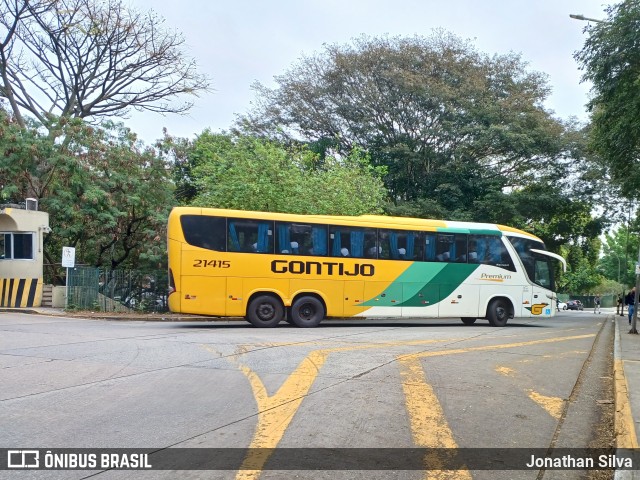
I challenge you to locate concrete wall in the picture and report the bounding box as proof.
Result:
[52,286,66,308]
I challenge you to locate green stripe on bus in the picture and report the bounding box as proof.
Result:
[435,227,470,234]
[360,263,479,308]
[435,227,501,236]
[401,263,480,307]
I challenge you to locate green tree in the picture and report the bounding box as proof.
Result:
[173,130,387,215]
[239,32,567,212]
[560,243,603,294]
[599,224,640,288]
[575,0,640,198]
[0,110,174,274]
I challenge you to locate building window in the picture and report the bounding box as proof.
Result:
[0,232,35,260]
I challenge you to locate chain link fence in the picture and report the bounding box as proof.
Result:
[66,266,168,312]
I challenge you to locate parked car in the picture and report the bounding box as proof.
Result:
[557,301,567,311]
[566,300,584,311]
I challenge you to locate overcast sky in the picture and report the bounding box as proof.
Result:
[127,0,608,145]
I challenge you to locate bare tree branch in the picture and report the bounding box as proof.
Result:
[0,0,211,127]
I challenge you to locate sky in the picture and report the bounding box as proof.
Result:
[126,0,608,145]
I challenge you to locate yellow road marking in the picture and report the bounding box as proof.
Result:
[235,350,329,480]
[397,334,595,362]
[495,366,515,376]
[203,332,595,480]
[399,356,472,480]
[495,367,565,419]
[527,390,564,420]
[615,359,639,448]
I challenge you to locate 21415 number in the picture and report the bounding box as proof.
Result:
[193,260,231,268]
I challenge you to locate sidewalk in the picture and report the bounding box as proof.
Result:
[0,306,217,321]
[615,312,640,479]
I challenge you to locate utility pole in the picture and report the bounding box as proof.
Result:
[632,243,640,334]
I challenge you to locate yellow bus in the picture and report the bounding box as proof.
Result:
[167,207,566,327]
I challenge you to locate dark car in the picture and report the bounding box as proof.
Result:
[566,300,584,311]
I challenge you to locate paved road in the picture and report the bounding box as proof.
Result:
[0,311,614,479]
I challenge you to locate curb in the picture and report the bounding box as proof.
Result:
[614,315,639,480]
[0,307,236,322]
[0,308,40,314]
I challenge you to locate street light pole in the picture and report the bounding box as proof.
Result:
[569,14,606,23]
[633,245,640,334]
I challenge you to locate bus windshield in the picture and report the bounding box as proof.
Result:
[508,237,555,291]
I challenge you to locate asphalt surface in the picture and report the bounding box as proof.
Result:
[1,307,633,479]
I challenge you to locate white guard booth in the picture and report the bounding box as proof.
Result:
[0,199,50,307]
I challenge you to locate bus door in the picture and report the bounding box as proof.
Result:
[521,285,534,317]
[523,285,553,318]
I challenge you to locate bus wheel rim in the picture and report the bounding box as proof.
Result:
[258,304,275,320]
[300,304,314,320]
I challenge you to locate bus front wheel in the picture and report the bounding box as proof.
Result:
[247,295,283,328]
[487,298,510,327]
[461,317,476,325]
[291,296,325,328]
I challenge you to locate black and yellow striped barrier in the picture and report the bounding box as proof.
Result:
[0,278,42,308]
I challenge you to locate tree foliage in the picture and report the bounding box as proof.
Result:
[238,32,608,251]
[0,110,174,273]
[163,130,388,215]
[599,223,640,288]
[575,0,640,198]
[559,240,603,294]
[240,33,563,197]
[0,0,210,128]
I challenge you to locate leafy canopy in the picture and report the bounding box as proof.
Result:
[0,110,174,273]
[575,0,640,198]
[166,130,388,216]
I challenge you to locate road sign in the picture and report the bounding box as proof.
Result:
[61,247,76,268]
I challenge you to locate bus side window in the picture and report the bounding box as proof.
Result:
[181,215,226,251]
[311,226,328,256]
[487,237,515,271]
[276,223,293,254]
[470,234,516,271]
[436,234,454,261]
[453,234,468,262]
[424,234,437,261]
[330,226,375,258]
[228,219,273,253]
[276,222,327,256]
[380,230,422,261]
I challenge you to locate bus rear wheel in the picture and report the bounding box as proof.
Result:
[487,298,510,327]
[291,296,325,328]
[461,317,476,325]
[247,295,283,328]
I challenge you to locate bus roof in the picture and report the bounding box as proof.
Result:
[170,207,542,242]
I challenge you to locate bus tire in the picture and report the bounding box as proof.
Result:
[246,295,284,328]
[461,317,476,325]
[291,296,325,328]
[487,298,510,327]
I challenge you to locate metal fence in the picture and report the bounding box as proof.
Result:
[66,266,168,312]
